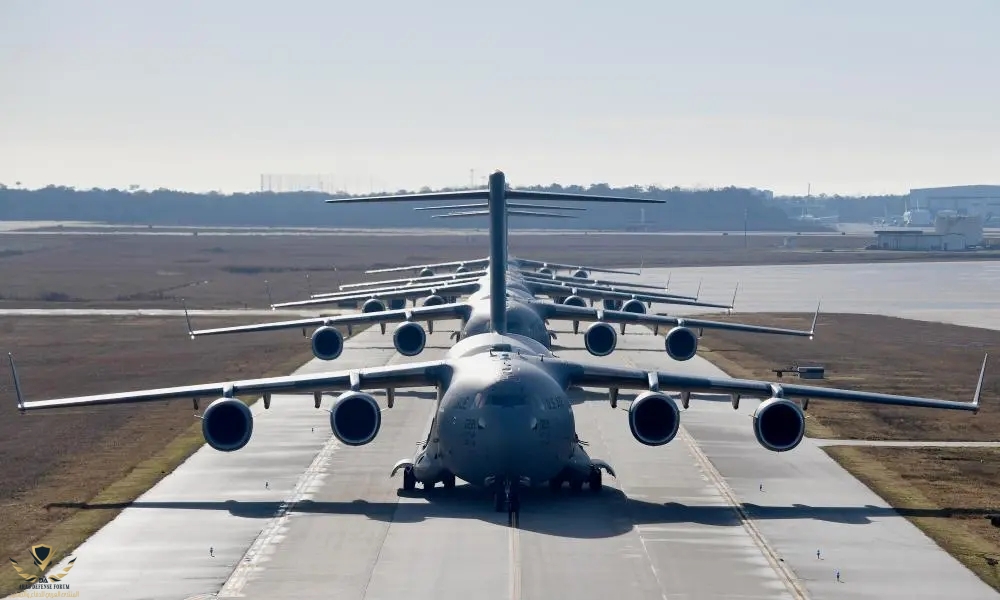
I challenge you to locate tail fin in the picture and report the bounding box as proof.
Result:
[326,170,663,334]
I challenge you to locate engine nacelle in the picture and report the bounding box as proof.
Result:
[562,295,587,307]
[752,398,806,452]
[420,294,446,307]
[331,391,382,446]
[202,398,254,452]
[572,269,589,278]
[393,321,426,356]
[389,298,407,310]
[628,392,680,446]
[603,298,623,311]
[537,267,553,276]
[419,268,435,277]
[362,298,387,313]
[311,326,344,361]
[664,326,699,361]
[621,299,646,314]
[455,265,468,273]
[584,322,617,357]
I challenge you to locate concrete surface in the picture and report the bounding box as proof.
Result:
[623,261,1000,331]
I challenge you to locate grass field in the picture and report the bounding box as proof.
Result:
[2,232,997,310]
[0,316,316,596]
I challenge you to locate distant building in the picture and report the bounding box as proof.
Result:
[874,230,968,251]
[908,185,1000,224]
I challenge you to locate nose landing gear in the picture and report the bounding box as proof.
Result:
[493,478,521,516]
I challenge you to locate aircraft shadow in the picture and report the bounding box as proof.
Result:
[48,486,994,541]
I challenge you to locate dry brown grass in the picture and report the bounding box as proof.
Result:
[826,446,1000,591]
[3,232,995,310]
[695,313,1000,441]
[0,316,316,596]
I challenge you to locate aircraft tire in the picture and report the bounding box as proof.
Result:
[442,472,456,489]
[588,468,602,492]
[402,468,416,491]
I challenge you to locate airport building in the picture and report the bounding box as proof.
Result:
[875,213,983,250]
[908,185,1000,224]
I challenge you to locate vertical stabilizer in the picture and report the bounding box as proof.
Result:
[487,171,508,334]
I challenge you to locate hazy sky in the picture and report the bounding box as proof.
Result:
[1,0,997,195]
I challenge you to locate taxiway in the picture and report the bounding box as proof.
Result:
[35,319,998,599]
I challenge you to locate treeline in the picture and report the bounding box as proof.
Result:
[0,184,829,232]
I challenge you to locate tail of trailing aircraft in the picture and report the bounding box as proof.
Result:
[326,170,663,334]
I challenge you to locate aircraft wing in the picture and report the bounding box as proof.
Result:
[512,258,639,276]
[9,354,449,412]
[556,355,987,412]
[365,258,489,275]
[527,279,733,310]
[539,303,819,339]
[272,280,482,308]
[187,303,472,338]
[519,274,697,301]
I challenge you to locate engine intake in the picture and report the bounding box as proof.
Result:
[537,267,553,276]
[419,268,435,277]
[331,391,382,446]
[562,295,587,308]
[584,322,617,357]
[311,326,344,361]
[393,321,426,356]
[628,392,680,446]
[389,298,407,310]
[665,326,699,361]
[621,299,646,314]
[362,298,387,313]
[455,265,468,273]
[752,398,806,452]
[572,269,589,278]
[420,294,446,307]
[202,398,253,452]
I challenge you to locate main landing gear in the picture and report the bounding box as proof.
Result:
[548,466,604,492]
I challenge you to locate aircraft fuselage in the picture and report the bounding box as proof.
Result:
[409,332,581,489]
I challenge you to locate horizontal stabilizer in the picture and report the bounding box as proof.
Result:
[430,209,578,219]
[414,202,587,212]
[328,189,664,205]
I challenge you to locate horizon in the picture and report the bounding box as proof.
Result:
[3,1,997,197]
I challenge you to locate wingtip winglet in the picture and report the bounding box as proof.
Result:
[810,300,822,336]
[8,353,25,413]
[973,353,988,413]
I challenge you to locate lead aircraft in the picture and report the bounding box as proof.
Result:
[9,170,987,515]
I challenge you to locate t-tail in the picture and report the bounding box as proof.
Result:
[326,169,665,334]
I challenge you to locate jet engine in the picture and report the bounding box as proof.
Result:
[330,391,382,446]
[752,398,806,452]
[664,326,699,361]
[455,265,468,274]
[202,398,254,452]
[419,268,435,277]
[311,326,344,361]
[584,322,617,357]
[537,267,554,276]
[389,298,407,310]
[603,298,623,311]
[621,299,646,314]
[562,295,587,308]
[393,321,426,356]
[362,298,387,313]
[628,392,680,446]
[572,269,589,278]
[420,294,446,307]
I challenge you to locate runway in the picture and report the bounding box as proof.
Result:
[627,260,1000,331]
[34,321,998,599]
